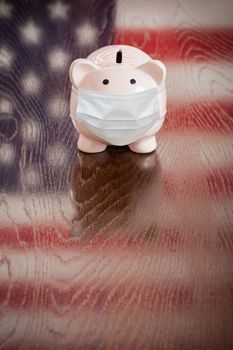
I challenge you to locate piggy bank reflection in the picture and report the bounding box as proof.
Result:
[69,45,167,154]
[71,148,163,243]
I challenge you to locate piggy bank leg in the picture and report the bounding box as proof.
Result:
[129,136,157,153]
[78,134,107,153]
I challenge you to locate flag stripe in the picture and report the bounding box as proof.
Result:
[114,28,233,62]
[0,308,232,350]
[164,101,233,133]
[0,280,232,311]
[1,247,233,285]
[1,221,233,251]
[165,62,233,102]
[116,0,233,29]
[0,193,233,228]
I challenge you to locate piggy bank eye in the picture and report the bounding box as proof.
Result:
[103,79,109,85]
[130,79,136,84]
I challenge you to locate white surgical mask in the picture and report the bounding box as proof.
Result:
[71,84,166,146]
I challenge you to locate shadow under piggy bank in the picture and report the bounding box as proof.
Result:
[70,146,163,244]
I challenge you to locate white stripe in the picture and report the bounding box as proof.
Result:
[0,194,232,229]
[166,61,233,101]
[0,249,189,282]
[116,0,233,28]
[0,196,232,233]
[0,193,75,225]
[134,196,233,233]
[159,133,233,171]
[1,247,232,285]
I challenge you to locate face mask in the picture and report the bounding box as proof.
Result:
[71,84,166,146]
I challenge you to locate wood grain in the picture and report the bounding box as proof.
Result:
[0,0,233,349]
[115,28,233,62]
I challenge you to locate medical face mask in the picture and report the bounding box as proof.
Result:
[71,84,166,146]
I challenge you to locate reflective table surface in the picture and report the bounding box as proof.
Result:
[0,0,233,349]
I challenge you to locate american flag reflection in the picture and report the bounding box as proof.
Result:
[0,1,233,349]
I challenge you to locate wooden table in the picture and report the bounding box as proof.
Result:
[0,0,233,349]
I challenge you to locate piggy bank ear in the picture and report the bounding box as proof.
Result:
[138,60,166,86]
[69,58,98,87]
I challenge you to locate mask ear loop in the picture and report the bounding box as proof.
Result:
[72,85,79,94]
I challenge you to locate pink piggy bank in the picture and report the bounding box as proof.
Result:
[69,45,166,153]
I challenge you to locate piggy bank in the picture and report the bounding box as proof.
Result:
[69,45,167,153]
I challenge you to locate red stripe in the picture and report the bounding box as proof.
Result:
[164,101,233,133]
[164,168,233,197]
[1,280,232,311]
[114,28,233,62]
[0,225,72,249]
[0,226,139,249]
[1,225,233,251]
